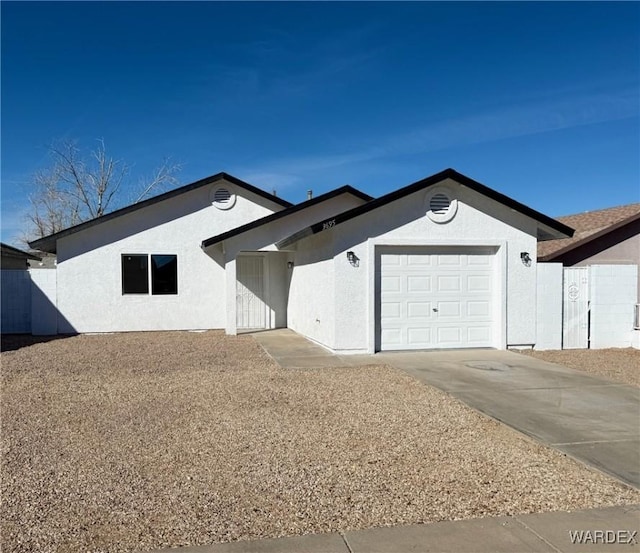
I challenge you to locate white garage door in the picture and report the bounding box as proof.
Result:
[379,249,495,350]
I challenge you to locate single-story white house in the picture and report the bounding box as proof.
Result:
[29,168,573,353]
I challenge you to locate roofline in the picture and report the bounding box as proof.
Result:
[201,185,373,248]
[1,242,41,261]
[28,172,293,253]
[539,210,640,262]
[277,168,575,249]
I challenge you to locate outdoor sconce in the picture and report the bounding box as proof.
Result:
[287,261,294,269]
[347,251,359,267]
[520,252,532,267]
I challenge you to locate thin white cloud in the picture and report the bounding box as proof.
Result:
[240,87,639,185]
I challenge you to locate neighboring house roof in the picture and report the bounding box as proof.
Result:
[538,203,640,261]
[28,251,57,269]
[28,172,293,254]
[1,242,41,261]
[201,185,372,248]
[277,168,574,249]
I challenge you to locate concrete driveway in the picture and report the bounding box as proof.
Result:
[374,348,640,489]
[253,330,639,489]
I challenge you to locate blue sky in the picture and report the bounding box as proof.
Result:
[2,1,639,245]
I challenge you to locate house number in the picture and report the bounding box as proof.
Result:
[322,219,336,230]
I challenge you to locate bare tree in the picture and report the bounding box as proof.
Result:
[26,139,181,240]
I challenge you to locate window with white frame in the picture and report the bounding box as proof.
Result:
[122,254,177,295]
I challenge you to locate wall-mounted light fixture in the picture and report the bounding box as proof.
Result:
[287,261,294,269]
[347,251,359,266]
[520,252,532,267]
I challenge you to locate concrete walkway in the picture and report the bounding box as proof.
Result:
[153,504,640,552]
[253,330,640,489]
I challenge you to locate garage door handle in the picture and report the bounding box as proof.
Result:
[433,308,438,312]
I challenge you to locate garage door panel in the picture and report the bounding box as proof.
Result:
[408,327,431,345]
[437,301,461,317]
[467,300,490,318]
[467,255,492,266]
[407,275,432,292]
[437,275,461,292]
[407,301,432,318]
[436,327,461,344]
[381,302,401,319]
[407,255,432,266]
[381,276,401,292]
[437,255,461,266]
[381,254,401,266]
[379,249,495,351]
[381,328,402,346]
[468,326,492,344]
[468,275,491,293]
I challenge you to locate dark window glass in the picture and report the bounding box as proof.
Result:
[151,255,177,295]
[122,255,149,294]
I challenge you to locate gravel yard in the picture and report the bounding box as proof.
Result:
[522,348,640,387]
[2,332,638,553]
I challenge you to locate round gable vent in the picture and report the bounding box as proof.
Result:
[426,188,457,223]
[211,185,236,210]
[430,193,451,214]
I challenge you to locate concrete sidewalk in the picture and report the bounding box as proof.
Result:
[152,504,640,552]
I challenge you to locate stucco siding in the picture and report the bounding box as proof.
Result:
[287,231,335,349]
[301,179,538,352]
[56,181,282,333]
[220,193,366,259]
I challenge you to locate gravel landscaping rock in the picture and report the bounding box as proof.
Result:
[522,348,640,387]
[2,331,638,553]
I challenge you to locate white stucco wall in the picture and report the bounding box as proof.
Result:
[535,263,563,350]
[55,180,283,333]
[215,192,366,335]
[287,231,336,348]
[219,193,366,260]
[31,268,58,335]
[289,178,539,352]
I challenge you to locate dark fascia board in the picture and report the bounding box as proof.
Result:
[539,211,640,262]
[1,242,41,261]
[201,185,373,249]
[277,168,575,249]
[28,172,293,254]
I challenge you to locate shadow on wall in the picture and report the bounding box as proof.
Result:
[0,270,77,351]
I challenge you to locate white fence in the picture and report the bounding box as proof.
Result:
[1,270,32,334]
[536,264,639,350]
[1,269,57,335]
[2,264,638,347]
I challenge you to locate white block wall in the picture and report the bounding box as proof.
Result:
[535,263,563,350]
[590,265,638,349]
[0,270,32,334]
[30,269,58,335]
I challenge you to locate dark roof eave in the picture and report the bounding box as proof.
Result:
[539,211,640,262]
[201,185,372,249]
[277,169,575,249]
[1,243,42,260]
[28,172,293,254]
